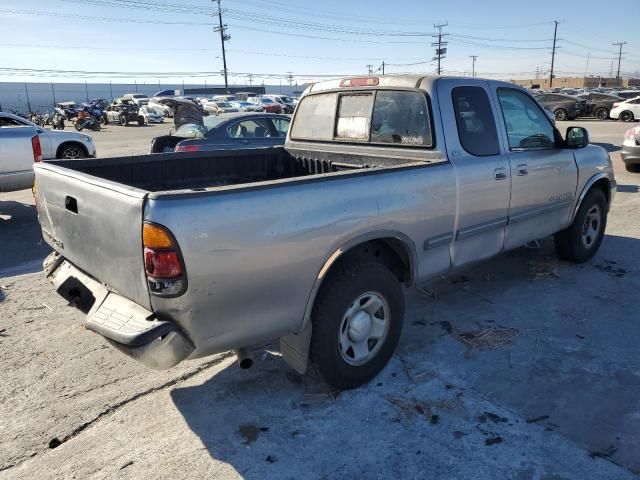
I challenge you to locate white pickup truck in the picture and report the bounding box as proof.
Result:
[35,75,615,389]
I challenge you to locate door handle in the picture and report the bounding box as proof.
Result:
[241,139,249,145]
[517,163,528,176]
[494,167,507,180]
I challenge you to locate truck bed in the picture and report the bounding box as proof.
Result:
[42,146,424,193]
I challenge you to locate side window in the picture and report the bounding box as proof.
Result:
[497,89,556,150]
[228,119,273,138]
[0,117,24,127]
[370,91,432,146]
[271,118,290,137]
[451,86,500,156]
[335,93,373,140]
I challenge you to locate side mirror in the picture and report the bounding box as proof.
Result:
[566,126,589,149]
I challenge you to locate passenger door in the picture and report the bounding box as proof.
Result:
[491,85,578,250]
[437,80,511,267]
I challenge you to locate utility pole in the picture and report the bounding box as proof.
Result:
[613,41,627,87]
[287,72,293,86]
[469,55,478,78]
[248,74,253,86]
[432,23,448,75]
[24,83,32,113]
[549,20,559,88]
[584,52,590,77]
[366,64,374,76]
[535,66,540,79]
[214,0,230,93]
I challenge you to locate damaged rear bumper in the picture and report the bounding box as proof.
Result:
[44,253,194,369]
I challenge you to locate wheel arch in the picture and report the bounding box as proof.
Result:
[56,141,88,159]
[300,231,417,333]
[570,173,612,223]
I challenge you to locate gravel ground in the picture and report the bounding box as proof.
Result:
[0,120,639,479]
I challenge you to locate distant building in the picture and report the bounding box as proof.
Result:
[512,76,640,89]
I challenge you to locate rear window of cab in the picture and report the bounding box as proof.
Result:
[290,90,433,147]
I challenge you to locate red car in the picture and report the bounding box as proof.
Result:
[253,97,283,114]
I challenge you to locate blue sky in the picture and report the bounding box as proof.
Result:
[1,0,639,85]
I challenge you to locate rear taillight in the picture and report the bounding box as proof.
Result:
[31,135,42,162]
[143,222,186,296]
[175,144,201,152]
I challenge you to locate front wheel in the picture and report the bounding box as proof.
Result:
[554,108,568,121]
[120,115,128,126]
[74,122,83,131]
[554,189,607,263]
[310,260,405,390]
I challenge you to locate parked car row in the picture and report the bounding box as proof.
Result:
[530,86,640,122]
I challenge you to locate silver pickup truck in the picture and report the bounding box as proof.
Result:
[35,75,616,389]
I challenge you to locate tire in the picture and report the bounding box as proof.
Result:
[120,115,128,126]
[74,122,83,132]
[554,108,568,121]
[625,163,640,173]
[58,144,86,160]
[594,107,609,120]
[620,111,634,122]
[138,115,146,126]
[310,260,405,390]
[100,115,108,126]
[554,188,607,263]
[91,123,101,132]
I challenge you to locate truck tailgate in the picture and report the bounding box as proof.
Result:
[34,163,151,310]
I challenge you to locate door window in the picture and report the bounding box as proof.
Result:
[271,118,291,137]
[228,119,273,138]
[451,86,500,156]
[497,89,556,150]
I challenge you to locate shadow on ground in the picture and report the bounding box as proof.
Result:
[171,234,639,478]
[617,184,639,193]
[0,200,50,277]
[592,142,620,153]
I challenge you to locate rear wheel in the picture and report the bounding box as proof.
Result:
[620,111,634,122]
[555,108,568,121]
[120,115,128,126]
[58,144,86,160]
[625,163,640,173]
[310,260,405,390]
[594,107,609,120]
[554,189,607,263]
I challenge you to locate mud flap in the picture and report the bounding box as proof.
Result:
[280,322,312,374]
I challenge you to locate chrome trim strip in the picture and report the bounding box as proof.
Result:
[508,199,573,225]
[456,217,508,241]
[423,232,454,250]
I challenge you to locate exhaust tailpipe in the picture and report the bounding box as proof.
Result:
[235,347,254,369]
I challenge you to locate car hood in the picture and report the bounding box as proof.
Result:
[157,97,203,130]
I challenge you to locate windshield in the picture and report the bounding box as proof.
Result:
[261,98,274,104]
[216,102,232,108]
[131,94,148,99]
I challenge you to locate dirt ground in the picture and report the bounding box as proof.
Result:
[0,120,639,479]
